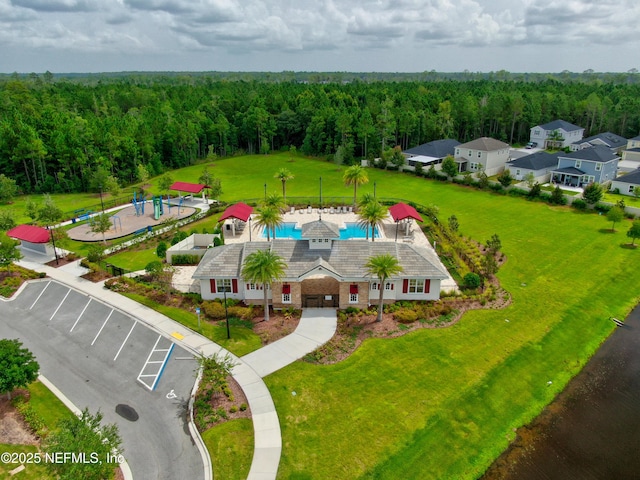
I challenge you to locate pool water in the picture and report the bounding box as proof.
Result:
[263,222,378,239]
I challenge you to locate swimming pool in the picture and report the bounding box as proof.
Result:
[263,222,379,240]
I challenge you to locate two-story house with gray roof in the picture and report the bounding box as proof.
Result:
[550,145,619,187]
[192,219,449,310]
[619,135,640,173]
[454,137,510,176]
[530,120,584,148]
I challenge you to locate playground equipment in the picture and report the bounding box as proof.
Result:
[153,196,164,220]
[112,215,122,232]
[132,191,146,216]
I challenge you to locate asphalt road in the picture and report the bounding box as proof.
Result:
[0,280,203,480]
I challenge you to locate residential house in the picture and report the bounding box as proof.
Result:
[530,120,584,148]
[192,219,449,310]
[403,139,461,171]
[619,135,640,173]
[610,169,640,197]
[550,145,619,187]
[454,137,510,176]
[570,132,627,153]
[505,151,561,183]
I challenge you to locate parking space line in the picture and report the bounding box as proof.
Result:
[91,309,114,346]
[70,298,92,333]
[151,343,175,391]
[29,281,50,310]
[49,289,71,321]
[137,335,176,391]
[113,321,136,362]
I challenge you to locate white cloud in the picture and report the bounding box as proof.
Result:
[0,0,638,72]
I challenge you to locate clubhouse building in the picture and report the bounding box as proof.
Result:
[192,207,452,310]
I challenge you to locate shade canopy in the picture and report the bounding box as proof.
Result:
[7,224,50,243]
[170,181,207,194]
[389,203,424,223]
[218,202,254,223]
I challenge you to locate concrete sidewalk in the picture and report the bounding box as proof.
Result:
[14,260,337,480]
[242,309,338,377]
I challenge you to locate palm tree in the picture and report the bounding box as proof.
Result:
[343,165,369,205]
[241,249,286,321]
[357,200,387,241]
[274,168,294,204]
[357,192,376,210]
[264,192,285,211]
[365,254,403,322]
[254,205,283,240]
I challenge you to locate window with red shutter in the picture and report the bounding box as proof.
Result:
[210,279,216,293]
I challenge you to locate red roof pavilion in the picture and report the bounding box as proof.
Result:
[169,181,207,194]
[218,202,253,223]
[389,203,424,223]
[6,225,51,243]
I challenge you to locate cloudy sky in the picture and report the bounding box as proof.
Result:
[0,0,637,73]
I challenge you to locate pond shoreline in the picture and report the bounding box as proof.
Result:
[482,303,640,480]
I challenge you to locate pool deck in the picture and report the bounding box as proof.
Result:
[222,207,459,293]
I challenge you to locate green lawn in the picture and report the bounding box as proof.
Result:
[3,155,640,479]
[107,248,160,272]
[123,293,262,357]
[0,381,76,480]
[238,158,639,479]
[201,419,254,480]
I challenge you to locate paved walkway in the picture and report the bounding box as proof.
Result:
[14,259,337,480]
[242,309,338,377]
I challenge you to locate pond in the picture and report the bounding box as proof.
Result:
[482,304,640,479]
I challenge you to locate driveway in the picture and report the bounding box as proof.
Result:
[0,280,202,480]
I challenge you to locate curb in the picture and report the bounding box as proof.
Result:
[37,375,134,480]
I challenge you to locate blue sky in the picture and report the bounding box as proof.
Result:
[0,0,637,73]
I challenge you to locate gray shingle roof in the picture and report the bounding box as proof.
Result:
[193,239,449,281]
[553,166,586,175]
[458,137,509,151]
[537,119,583,132]
[560,145,619,162]
[300,219,340,238]
[573,132,627,150]
[507,151,560,170]
[613,169,640,185]
[404,139,460,157]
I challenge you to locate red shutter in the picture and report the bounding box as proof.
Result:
[390,283,394,290]
[350,284,358,294]
[282,284,291,294]
[402,279,408,293]
[232,279,238,293]
[210,279,217,293]
[424,279,430,293]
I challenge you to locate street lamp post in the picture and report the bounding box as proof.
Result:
[319,176,322,208]
[264,183,267,202]
[374,181,377,198]
[248,215,252,242]
[48,225,59,265]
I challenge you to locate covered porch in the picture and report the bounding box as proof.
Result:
[551,167,588,187]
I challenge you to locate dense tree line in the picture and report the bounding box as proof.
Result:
[1,73,640,195]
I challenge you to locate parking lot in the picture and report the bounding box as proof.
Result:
[0,280,203,480]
